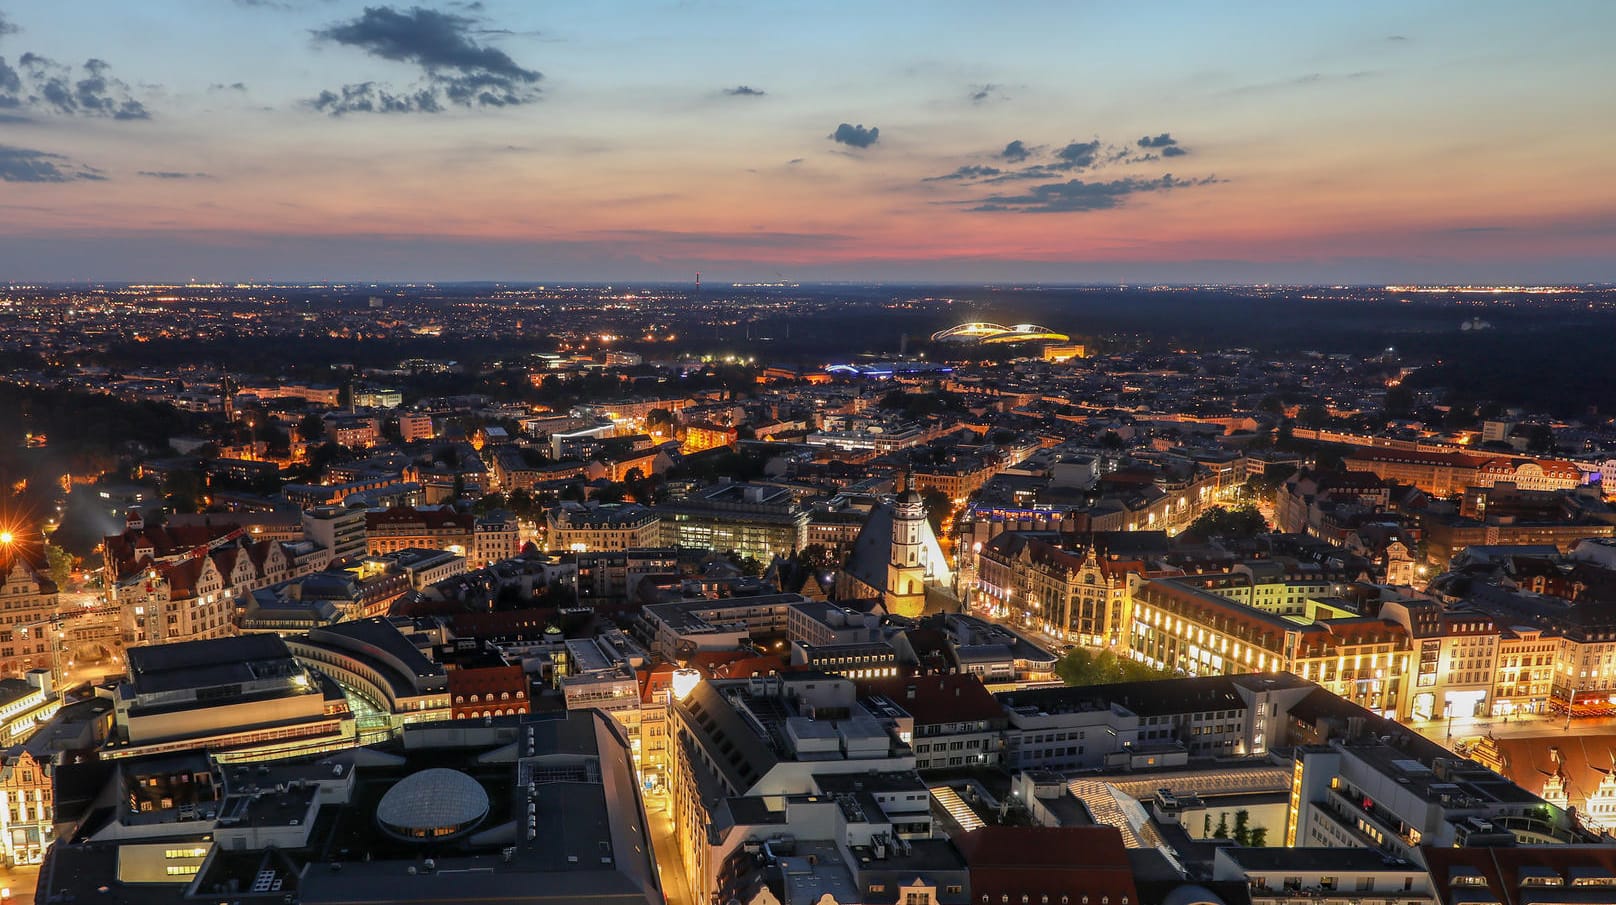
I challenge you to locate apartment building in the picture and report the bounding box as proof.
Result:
[0,539,59,680]
[546,501,662,552]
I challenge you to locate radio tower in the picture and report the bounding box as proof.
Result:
[695,271,701,292]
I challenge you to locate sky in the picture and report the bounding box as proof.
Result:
[0,0,1613,284]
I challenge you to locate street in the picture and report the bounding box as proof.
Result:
[644,789,693,905]
[0,861,40,905]
[1407,711,1616,745]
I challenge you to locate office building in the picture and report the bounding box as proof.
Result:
[104,634,354,762]
[301,504,368,564]
[656,481,809,560]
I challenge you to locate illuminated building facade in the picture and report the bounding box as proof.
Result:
[655,482,808,561]
[545,501,662,552]
[1130,579,1412,718]
[0,537,59,680]
[107,512,321,647]
[0,747,53,865]
[974,532,1137,647]
[363,505,519,566]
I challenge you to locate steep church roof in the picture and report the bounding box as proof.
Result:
[838,500,952,595]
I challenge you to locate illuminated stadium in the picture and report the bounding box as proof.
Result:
[930,322,1070,345]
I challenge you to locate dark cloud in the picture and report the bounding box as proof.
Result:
[138,170,210,179]
[209,82,248,92]
[0,13,17,37]
[0,58,19,105]
[1051,139,1101,170]
[929,131,1202,185]
[968,83,999,103]
[0,145,105,183]
[723,85,765,97]
[312,81,442,115]
[829,122,879,148]
[924,165,1003,182]
[312,5,542,114]
[969,174,1215,213]
[0,52,148,119]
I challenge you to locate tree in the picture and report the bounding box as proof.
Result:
[1525,423,1555,454]
[534,580,577,608]
[798,543,829,576]
[45,544,76,590]
[1213,814,1229,839]
[507,488,536,519]
[298,412,326,443]
[1382,384,1415,419]
[1183,504,1268,541]
[1054,648,1175,686]
[1232,809,1251,846]
[163,469,204,515]
[1202,814,1212,837]
[1247,826,1267,848]
[645,407,676,438]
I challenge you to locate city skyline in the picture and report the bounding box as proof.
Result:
[2,1,1613,283]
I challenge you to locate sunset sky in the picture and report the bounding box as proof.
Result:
[1,0,1613,283]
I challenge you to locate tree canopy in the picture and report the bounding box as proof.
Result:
[1053,648,1175,686]
[1182,504,1268,541]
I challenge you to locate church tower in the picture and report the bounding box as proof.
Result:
[886,472,928,618]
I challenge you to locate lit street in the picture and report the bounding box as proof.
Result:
[645,789,693,905]
[0,861,40,905]
[1411,713,1616,746]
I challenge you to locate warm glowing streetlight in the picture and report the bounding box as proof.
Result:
[0,531,12,545]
